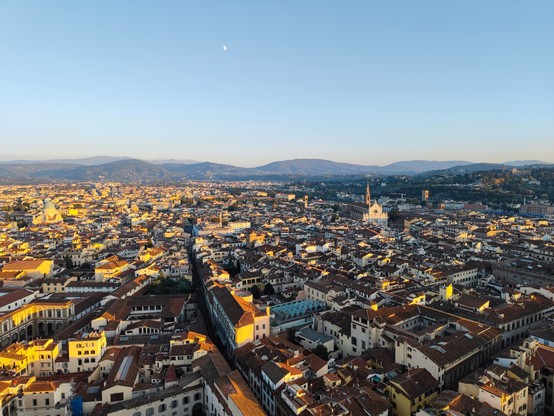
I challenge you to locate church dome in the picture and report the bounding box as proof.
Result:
[44,200,56,210]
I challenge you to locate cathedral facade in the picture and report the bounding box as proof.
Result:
[364,182,388,227]
[343,182,388,227]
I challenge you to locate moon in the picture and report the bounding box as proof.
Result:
[223,45,228,52]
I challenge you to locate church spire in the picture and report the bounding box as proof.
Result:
[366,180,371,206]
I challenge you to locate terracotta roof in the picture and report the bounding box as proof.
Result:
[390,368,439,399]
[212,287,259,327]
[104,346,141,389]
[2,259,49,270]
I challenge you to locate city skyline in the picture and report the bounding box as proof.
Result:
[1,1,553,166]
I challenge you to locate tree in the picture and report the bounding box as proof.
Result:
[312,344,329,361]
[388,208,400,222]
[223,259,240,277]
[64,255,73,269]
[263,282,275,296]
[150,277,192,295]
[250,285,262,299]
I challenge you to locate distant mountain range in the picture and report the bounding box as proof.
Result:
[2,156,199,166]
[0,157,551,182]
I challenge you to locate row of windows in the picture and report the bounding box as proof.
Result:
[503,313,543,331]
[74,342,92,349]
[2,309,66,332]
[77,350,97,355]
[31,362,51,368]
[130,393,201,416]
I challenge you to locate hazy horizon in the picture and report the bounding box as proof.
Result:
[1,1,553,165]
[0,154,552,169]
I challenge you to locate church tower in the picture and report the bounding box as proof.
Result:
[365,181,388,227]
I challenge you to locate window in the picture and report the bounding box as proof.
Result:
[33,399,37,406]
[170,400,177,409]
[45,399,50,405]
[146,408,155,416]
[133,412,142,416]
[158,404,166,412]
[110,393,124,402]
[183,397,190,405]
[194,393,201,401]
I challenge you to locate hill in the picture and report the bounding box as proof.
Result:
[0,157,551,182]
[256,159,375,175]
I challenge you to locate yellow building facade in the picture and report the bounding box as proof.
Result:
[0,301,74,346]
[68,331,107,373]
[0,338,60,376]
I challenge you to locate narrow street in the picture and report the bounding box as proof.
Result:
[189,249,236,369]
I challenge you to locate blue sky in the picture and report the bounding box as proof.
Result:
[1,1,553,166]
